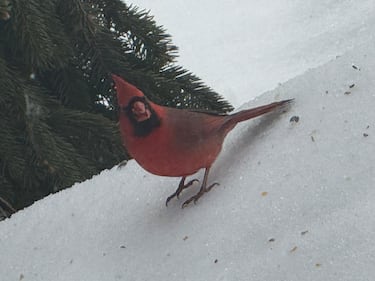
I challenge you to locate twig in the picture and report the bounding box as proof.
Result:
[0,195,16,215]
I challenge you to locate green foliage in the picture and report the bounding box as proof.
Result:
[0,0,233,213]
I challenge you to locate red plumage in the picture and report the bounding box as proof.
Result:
[112,74,292,207]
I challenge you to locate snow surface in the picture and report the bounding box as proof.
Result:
[2,2,375,281]
[1,38,375,281]
[131,0,375,107]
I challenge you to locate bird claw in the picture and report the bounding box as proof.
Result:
[165,178,199,206]
[181,182,219,208]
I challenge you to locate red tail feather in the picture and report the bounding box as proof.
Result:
[223,99,293,131]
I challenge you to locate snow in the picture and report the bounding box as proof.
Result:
[131,0,375,107]
[1,2,375,281]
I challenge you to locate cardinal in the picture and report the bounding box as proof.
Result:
[112,74,292,207]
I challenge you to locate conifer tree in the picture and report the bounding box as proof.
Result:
[0,0,233,215]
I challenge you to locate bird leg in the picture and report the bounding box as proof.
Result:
[166,177,199,206]
[182,168,219,208]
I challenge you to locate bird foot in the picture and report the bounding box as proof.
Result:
[181,182,219,208]
[166,179,199,206]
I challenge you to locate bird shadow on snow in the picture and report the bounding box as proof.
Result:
[206,107,292,196]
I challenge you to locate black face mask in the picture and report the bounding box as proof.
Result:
[123,96,161,137]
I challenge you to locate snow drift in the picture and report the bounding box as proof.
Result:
[1,41,375,280]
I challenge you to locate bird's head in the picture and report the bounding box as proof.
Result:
[112,74,161,137]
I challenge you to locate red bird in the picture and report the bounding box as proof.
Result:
[112,74,292,207]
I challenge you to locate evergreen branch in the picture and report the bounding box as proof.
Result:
[9,0,69,70]
[41,67,93,111]
[0,58,26,116]
[0,171,16,214]
[56,0,122,97]
[157,65,234,112]
[0,194,16,214]
[0,115,27,185]
[22,86,97,189]
[98,0,178,68]
[48,108,127,170]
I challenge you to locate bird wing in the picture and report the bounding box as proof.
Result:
[187,108,228,117]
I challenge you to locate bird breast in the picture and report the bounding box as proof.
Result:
[122,106,226,177]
